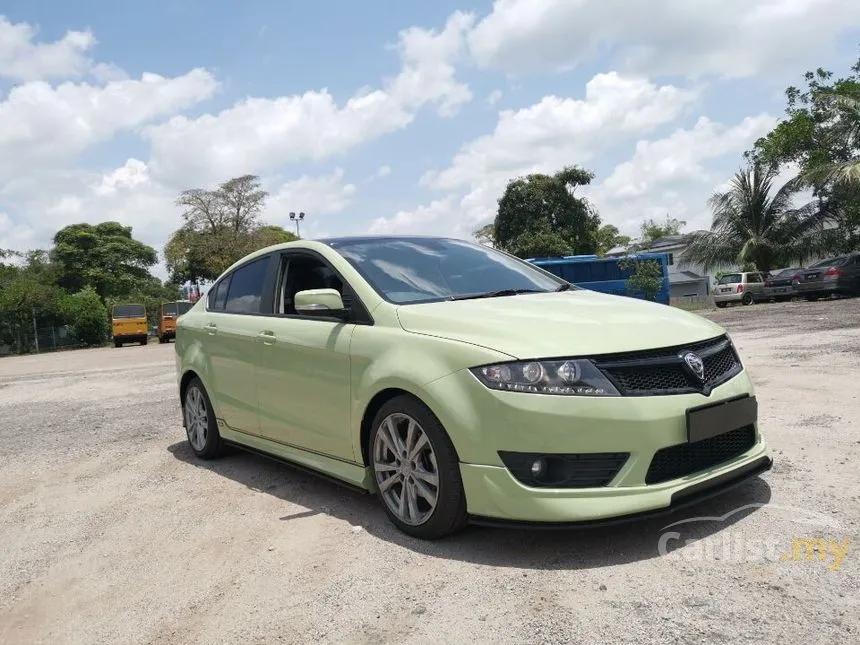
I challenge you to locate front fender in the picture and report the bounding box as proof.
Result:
[349,325,512,461]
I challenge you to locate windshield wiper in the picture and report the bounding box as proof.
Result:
[555,283,572,292]
[450,288,546,301]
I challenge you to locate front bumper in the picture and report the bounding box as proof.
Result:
[423,367,770,523]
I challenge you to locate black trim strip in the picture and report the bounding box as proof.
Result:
[467,455,772,530]
[224,440,371,495]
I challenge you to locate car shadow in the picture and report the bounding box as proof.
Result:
[167,441,772,571]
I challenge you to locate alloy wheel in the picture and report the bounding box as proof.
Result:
[185,386,208,451]
[372,413,440,526]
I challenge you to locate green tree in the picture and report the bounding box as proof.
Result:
[59,287,109,346]
[617,258,663,301]
[595,224,631,255]
[749,57,860,249]
[0,250,66,352]
[494,166,600,258]
[473,224,496,246]
[684,165,827,273]
[51,222,158,301]
[640,216,686,244]
[166,174,288,283]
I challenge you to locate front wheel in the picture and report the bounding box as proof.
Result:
[369,396,467,539]
[715,302,727,308]
[184,377,226,459]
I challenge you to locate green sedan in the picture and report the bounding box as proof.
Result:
[175,236,772,539]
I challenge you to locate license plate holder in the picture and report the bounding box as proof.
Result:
[686,396,757,443]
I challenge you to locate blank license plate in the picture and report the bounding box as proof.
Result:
[686,396,757,443]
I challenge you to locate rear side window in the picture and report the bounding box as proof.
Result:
[209,278,230,311]
[225,257,269,314]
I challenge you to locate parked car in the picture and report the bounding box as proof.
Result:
[763,267,804,302]
[713,272,768,307]
[175,236,771,539]
[795,253,860,301]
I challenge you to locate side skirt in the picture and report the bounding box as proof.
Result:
[219,422,375,494]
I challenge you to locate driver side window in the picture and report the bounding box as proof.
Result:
[278,255,345,316]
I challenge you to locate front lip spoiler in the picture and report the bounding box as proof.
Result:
[468,455,772,530]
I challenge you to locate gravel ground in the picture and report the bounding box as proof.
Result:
[0,298,858,645]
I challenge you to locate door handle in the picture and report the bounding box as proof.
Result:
[258,330,276,345]
[204,323,217,335]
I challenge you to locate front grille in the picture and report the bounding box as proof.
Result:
[645,425,756,484]
[499,451,629,488]
[594,335,741,396]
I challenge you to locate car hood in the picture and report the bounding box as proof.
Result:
[395,290,725,359]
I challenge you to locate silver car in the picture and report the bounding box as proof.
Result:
[713,272,767,307]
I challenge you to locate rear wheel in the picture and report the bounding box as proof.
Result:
[369,395,467,539]
[741,293,754,305]
[141,336,148,346]
[184,377,226,459]
[715,302,727,308]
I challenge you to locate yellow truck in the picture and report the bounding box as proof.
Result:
[157,300,193,344]
[111,303,148,347]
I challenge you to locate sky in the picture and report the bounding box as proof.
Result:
[1,0,859,278]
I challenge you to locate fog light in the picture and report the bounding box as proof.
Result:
[530,458,546,477]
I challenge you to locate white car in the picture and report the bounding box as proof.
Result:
[713,272,767,307]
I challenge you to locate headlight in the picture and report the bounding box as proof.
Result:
[469,359,620,396]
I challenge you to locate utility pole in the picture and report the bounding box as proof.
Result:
[32,306,39,354]
[289,211,306,237]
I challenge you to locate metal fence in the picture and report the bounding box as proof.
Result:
[0,322,81,356]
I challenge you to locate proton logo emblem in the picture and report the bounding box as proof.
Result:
[681,351,705,381]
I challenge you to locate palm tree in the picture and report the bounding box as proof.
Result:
[684,164,829,273]
[800,91,860,187]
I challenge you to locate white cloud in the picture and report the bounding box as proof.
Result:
[0,69,218,182]
[368,198,455,235]
[486,89,503,106]
[422,73,697,193]
[391,79,781,242]
[144,11,475,188]
[265,169,357,223]
[375,165,392,179]
[467,0,860,78]
[0,16,95,81]
[586,114,780,235]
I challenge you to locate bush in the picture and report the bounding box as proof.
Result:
[60,287,110,346]
[617,258,663,301]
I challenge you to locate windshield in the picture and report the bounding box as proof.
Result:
[717,274,742,285]
[327,237,568,304]
[112,304,145,318]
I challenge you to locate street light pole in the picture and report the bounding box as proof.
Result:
[289,211,306,237]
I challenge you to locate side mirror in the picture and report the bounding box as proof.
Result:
[294,288,348,319]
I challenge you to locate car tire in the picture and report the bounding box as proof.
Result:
[183,377,227,460]
[805,294,818,302]
[369,395,467,539]
[741,293,753,305]
[141,337,148,346]
[114,340,122,348]
[715,302,727,308]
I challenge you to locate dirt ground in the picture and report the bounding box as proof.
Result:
[0,298,858,645]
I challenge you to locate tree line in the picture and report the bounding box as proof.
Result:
[479,55,860,274]
[0,175,296,354]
